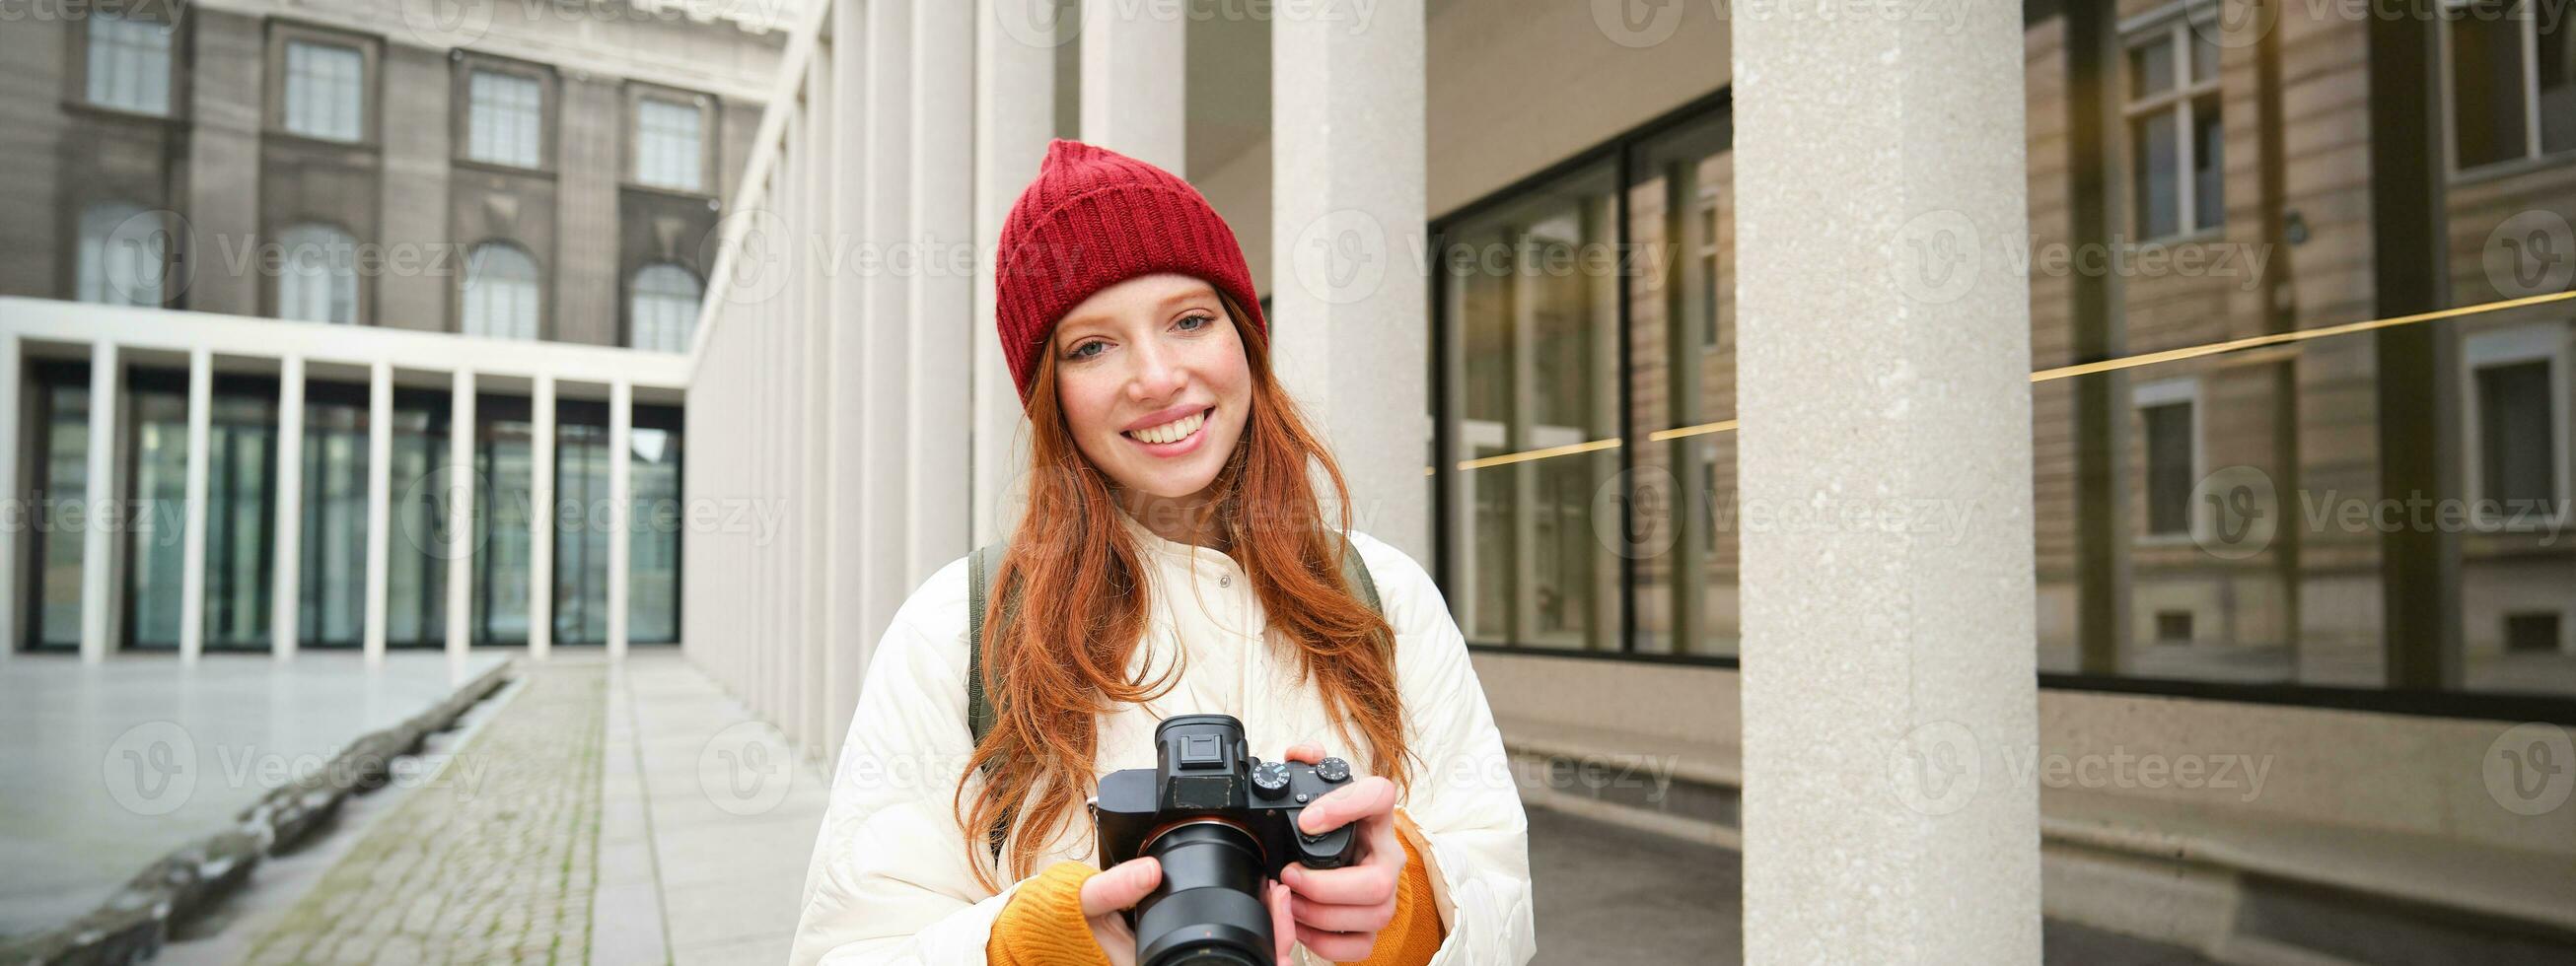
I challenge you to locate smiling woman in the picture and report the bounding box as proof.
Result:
[791,140,1537,966]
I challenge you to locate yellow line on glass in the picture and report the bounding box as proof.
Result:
[1429,289,2576,475]
[2030,290,2576,383]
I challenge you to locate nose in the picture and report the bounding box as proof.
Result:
[1125,337,1187,402]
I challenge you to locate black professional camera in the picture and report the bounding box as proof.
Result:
[1091,714,1362,966]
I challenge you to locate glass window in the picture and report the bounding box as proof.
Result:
[2141,400,2194,537]
[461,242,541,339]
[472,397,537,644]
[125,377,277,652]
[275,223,358,324]
[554,405,613,644]
[1625,113,1736,656]
[387,390,451,647]
[283,39,365,142]
[2475,359,2556,510]
[2447,0,2575,168]
[77,201,168,307]
[629,263,703,352]
[31,377,91,649]
[86,10,172,115]
[630,406,686,644]
[635,97,705,192]
[2125,19,2222,239]
[467,69,543,168]
[300,389,372,647]
[1437,162,1624,653]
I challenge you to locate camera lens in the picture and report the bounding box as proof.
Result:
[1133,821,1272,966]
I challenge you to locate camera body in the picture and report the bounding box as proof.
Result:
[1090,714,1360,966]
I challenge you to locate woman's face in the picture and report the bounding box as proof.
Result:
[1050,273,1254,505]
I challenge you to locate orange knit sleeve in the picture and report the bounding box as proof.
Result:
[987,862,1115,966]
[1337,810,1447,966]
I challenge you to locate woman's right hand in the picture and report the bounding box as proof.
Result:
[1077,855,1301,965]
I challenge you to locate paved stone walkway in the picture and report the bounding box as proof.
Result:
[240,661,608,965]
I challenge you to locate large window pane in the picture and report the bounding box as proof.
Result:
[462,242,541,339]
[1437,163,1623,653]
[2450,1,2530,170]
[300,387,371,647]
[32,376,91,649]
[284,39,364,142]
[86,11,172,115]
[555,404,613,645]
[1627,113,1737,656]
[630,264,703,352]
[635,98,704,192]
[275,223,358,324]
[473,397,537,644]
[467,70,543,168]
[124,375,276,651]
[387,390,450,647]
[630,406,685,644]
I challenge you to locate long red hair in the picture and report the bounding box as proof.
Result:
[957,292,1410,890]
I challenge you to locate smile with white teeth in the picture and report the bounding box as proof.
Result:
[1124,408,1208,445]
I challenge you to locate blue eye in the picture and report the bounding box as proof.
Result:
[1177,312,1214,331]
[1068,340,1106,360]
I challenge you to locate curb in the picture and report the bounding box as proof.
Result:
[0,658,519,966]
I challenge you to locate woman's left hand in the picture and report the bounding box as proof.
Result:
[1274,741,1405,963]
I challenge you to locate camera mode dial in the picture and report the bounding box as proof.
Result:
[1252,760,1292,798]
[1316,757,1350,784]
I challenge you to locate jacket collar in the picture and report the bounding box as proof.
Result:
[1112,505,1242,573]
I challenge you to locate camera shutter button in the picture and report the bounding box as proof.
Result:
[1317,757,1350,783]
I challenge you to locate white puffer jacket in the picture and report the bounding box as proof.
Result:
[790,509,1538,965]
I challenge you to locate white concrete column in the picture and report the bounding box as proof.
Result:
[1271,0,1429,560]
[1734,4,2039,964]
[530,375,555,661]
[1079,0,1183,172]
[364,362,392,663]
[802,40,833,751]
[910,0,973,583]
[446,371,475,673]
[857,0,914,664]
[608,379,632,660]
[272,357,304,659]
[0,334,18,656]
[825,0,871,761]
[80,341,118,663]
[972,0,1055,551]
[179,350,211,663]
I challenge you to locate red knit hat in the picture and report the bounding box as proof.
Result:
[993,138,1268,406]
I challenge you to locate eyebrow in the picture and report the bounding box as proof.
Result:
[1057,289,1220,336]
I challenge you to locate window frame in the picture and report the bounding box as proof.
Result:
[2133,376,2204,543]
[456,240,546,340]
[264,24,379,147]
[2459,320,2573,530]
[453,53,556,172]
[625,84,717,196]
[2118,2,2225,242]
[71,6,179,119]
[625,262,705,353]
[269,220,364,325]
[2437,0,2573,176]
